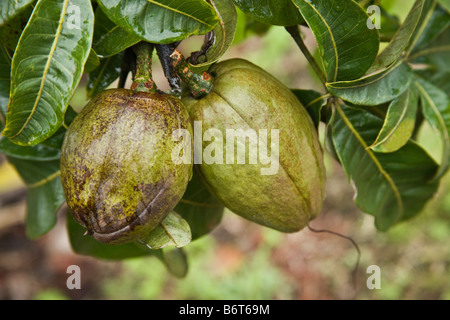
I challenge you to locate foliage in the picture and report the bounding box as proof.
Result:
[0,0,449,276]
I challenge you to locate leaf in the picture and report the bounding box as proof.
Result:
[140,212,192,250]
[367,0,425,73]
[292,0,379,81]
[2,0,94,146]
[410,28,450,72]
[332,104,439,231]
[39,105,78,150]
[291,89,325,128]
[6,157,65,238]
[189,0,237,73]
[378,7,401,42]
[369,86,419,153]
[409,1,450,53]
[438,0,450,12]
[0,0,35,27]
[232,0,304,26]
[174,170,224,240]
[96,0,219,44]
[0,44,11,126]
[0,137,60,160]
[84,49,101,73]
[67,214,154,260]
[0,1,34,52]
[87,52,123,99]
[415,77,450,180]
[161,247,188,278]
[92,5,140,58]
[411,28,450,93]
[326,61,413,106]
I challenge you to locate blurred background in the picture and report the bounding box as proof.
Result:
[1,1,450,300]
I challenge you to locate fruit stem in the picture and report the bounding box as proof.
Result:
[131,41,157,93]
[170,49,213,99]
[285,25,328,90]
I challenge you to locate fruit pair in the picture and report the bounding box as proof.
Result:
[60,58,325,244]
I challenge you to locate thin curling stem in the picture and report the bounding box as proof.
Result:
[170,49,213,99]
[307,222,361,299]
[131,41,156,93]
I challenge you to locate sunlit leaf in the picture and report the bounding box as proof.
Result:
[369,87,419,153]
[140,212,192,250]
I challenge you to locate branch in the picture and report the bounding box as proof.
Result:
[286,25,328,89]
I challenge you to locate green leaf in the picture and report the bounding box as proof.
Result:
[140,212,192,250]
[409,1,450,53]
[369,87,419,153]
[326,61,413,106]
[332,104,439,231]
[39,105,78,150]
[0,137,60,160]
[6,157,65,238]
[415,78,450,180]
[368,0,425,73]
[25,176,65,239]
[84,49,101,73]
[2,0,94,146]
[0,1,34,52]
[438,0,450,12]
[96,0,219,44]
[92,5,140,58]
[291,89,324,128]
[87,52,123,99]
[161,247,188,278]
[292,0,379,81]
[0,0,35,27]
[232,0,304,26]
[174,170,224,240]
[378,7,401,42]
[0,44,10,127]
[189,0,237,73]
[410,27,450,72]
[411,26,450,94]
[67,214,154,260]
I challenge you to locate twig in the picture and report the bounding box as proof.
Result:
[286,25,328,90]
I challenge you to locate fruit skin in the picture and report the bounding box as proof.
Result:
[60,89,193,244]
[183,59,325,232]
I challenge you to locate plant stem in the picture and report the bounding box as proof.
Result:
[131,41,156,93]
[285,25,328,90]
[170,49,213,99]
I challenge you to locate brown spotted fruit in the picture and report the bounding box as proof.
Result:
[60,89,193,244]
[183,59,325,232]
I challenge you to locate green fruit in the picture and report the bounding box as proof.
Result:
[183,59,325,232]
[60,89,193,244]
